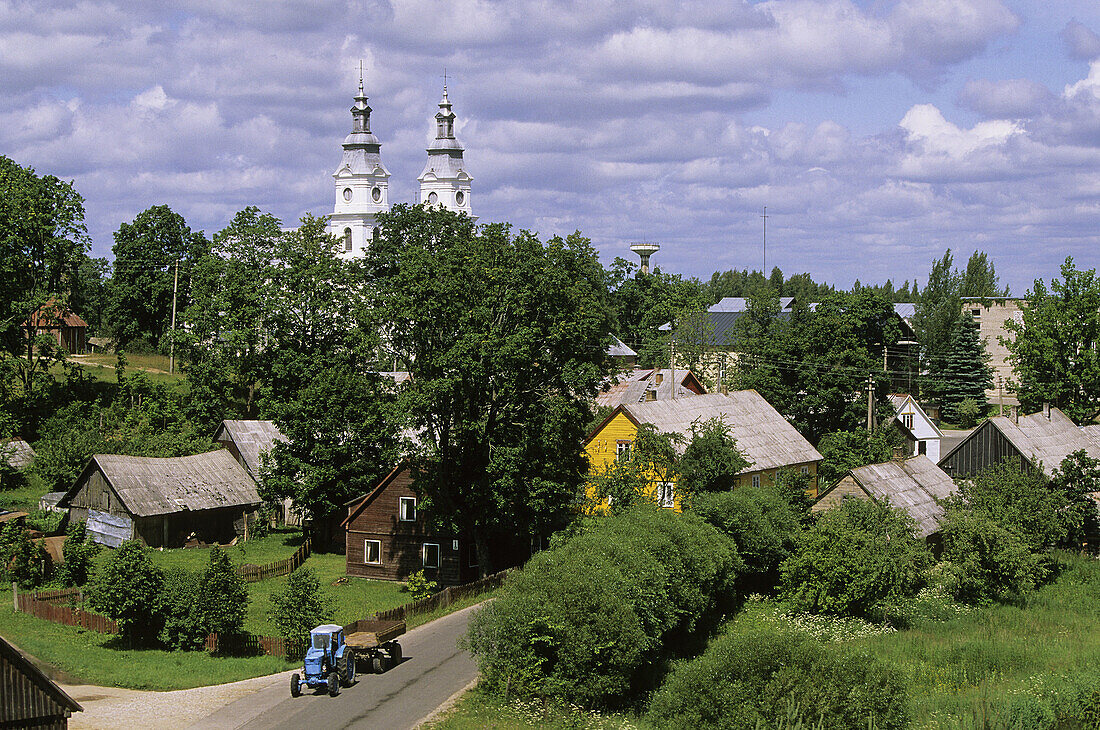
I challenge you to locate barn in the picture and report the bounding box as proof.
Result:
[58,451,261,548]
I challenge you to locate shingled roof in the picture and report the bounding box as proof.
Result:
[596,369,706,408]
[213,419,286,479]
[61,450,260,517]
[845,455,957,538]
[613,391,822,471]
[1,438,35,471]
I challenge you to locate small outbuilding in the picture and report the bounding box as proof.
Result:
[23,299,88,355]
[0,633,82,728]
[212,419,298,526]
[58,450,261,548]
[889,394,942,462]
[1,437,35,472]
[813,455,958,539]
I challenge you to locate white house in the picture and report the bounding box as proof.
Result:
[889,394,942,463]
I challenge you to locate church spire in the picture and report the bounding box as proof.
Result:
[419,76,474,218]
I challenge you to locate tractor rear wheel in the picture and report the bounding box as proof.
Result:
[338,652,356,686]
[328,670,340,696]
[290,673,301,698]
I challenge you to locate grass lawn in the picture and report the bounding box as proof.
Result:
[424,686,649,730]
[0,588,295,690]
[61,352,186,386]
[0,471,50,512]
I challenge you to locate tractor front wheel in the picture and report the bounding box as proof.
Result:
[290,673,301,698]
[328,670,340,697]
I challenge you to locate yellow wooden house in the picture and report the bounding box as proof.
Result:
[584,391,823,512]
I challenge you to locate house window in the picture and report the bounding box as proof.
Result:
[364,540,381,565]
[902,413,914,430]
[918,440,927,455]
[399,496,417,522]
[657,482,675,509]
[616,441,631,460]
[468,546,479,568]
[343,227,353,251]
[423,543,440,569]
[751,474,761,488]
[800,466,809,475]
[971,308,981,319]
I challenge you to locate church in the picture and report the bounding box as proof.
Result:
[326,76,474,258]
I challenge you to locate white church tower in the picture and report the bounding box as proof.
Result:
[328,72,390,259]
[418,83,474,218]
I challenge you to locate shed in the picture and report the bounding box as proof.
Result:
[813,455,957,539]
[1,438,35,471]
[22,299,88,355]
[58,451,260,548]
[213,419,298,526]
[939,406,1100,479]
[0,634,82,728]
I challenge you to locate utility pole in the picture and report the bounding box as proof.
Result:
[670,322,676,400]
[866,375,875,431]
[761,206,768,275]
[169,256,179,375]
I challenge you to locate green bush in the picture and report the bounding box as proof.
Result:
[88,540,165,646]
[463,507,740,708]
[57,520,99,587]
[3,522,50,588]
[405,569,438,601]
[647,625,909,730]
[270,566,332,660]
[196,546,248,639]
[779,498,931,618]
[159,567,208,651]
[939,508,1045,605]
[691,486,801,592]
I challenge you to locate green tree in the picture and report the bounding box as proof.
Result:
[270,566,332,659]
[3,523,49,588]
[1052,450,1100,548]
[196,546,248,638]
[729,285,792,406]
[939,316,992,426]
[89,540,164,646]
[364,204,614,573]
[1004,257,1100,424]
[678,417,751,494]
[105,205,208,349]
[780,497,931,618]
[816,427,901,487]
[159,568,208,651]
[57,519,99,587]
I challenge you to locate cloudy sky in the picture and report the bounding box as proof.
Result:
[4,0,1100,294]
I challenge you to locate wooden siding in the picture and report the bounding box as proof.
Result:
[939,420,1030,478]
[344,468,467,585]
[0,636,80,728]
[812,475,866,513]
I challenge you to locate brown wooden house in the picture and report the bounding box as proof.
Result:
[23,299,88,355]
[342,464,478,586]
[0,634,82,728]
[58,451,261,548]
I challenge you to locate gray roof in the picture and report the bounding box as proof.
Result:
[214,420,286,479]
[974,408,1100,478]
[1,438,35,471]
[607,335,636,359]
[596,369,704,408]
[63,451,260,517]
[848,455,957,538]
[619,391,822,471]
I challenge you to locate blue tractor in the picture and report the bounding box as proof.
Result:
[291,624,356,697]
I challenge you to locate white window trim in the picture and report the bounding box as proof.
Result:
[399,496,417,522]
[364,539,381,565]
[423,542,440,569]
[800,466,809,475]
[751,474,761,488]
[657,482,675,509]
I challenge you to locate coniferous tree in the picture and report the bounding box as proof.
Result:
[940,317,992,426]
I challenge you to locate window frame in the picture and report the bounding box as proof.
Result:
[422,542,440,569]
[364,539,382,565]
[343,227,353,252]
[616,440,632,461]
[657,482,675,509]
[399,496,417,522]
[751,474,761,488]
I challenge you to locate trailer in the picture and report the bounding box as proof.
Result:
[343,618,406,673]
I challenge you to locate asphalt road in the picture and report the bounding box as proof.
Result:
[187,602,482,730]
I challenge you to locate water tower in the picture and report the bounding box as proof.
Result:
[630,242,660,275]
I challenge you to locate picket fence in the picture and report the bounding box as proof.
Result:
[373,568,511,622]
[14,587,117,634]
[235,538,311,582]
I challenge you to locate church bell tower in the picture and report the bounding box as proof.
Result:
[418,82,474,219]
[328,69,391,259]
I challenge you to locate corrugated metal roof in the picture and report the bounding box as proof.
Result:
[849,455,957,538]
[74,451,260,517]
[607,335,636,358]
[1,438,35,471]
[596,369,705,408]
[215,420,286,479]
[620,391,822,471]
[985,408,1100,478]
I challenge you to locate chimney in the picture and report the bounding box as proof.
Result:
[1011,405,1018,424]
[1043,402,1051,420]
[645,389,657,402]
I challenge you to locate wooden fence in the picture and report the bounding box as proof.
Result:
[373,568,511,622]
[204,632,301,658]
[14,587,117,634]
[235,538,311,582]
